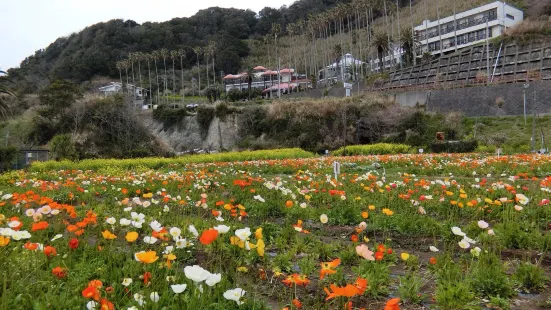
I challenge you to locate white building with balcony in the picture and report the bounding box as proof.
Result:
[415,1,523,56]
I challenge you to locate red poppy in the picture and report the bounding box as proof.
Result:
[377,244,386,253]
[82,286,100,301]
[350,234,359,242]
[43,246,57,258]
[429,257,437,265]
[386,248,393,255]
[69,238,79,249]
[199,229,219,245]
[143,271,152,285]
[292,299,302,309]
[375,251,384,261]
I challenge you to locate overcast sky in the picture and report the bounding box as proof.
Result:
[0,0,295,70]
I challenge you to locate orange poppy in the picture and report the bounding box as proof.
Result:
[43,246,57,258]
[384,298,401,310]
[82,287,100,301]
[375,251,384,261]
[31,221,49,231]
[285,200,293,208]
[24,242,38,250]
[51,266,67,279]
[429,257,437,265]
[199,229,219,245]
[99,298,114,310]
[292,299,302,309]
[320,258,341,280]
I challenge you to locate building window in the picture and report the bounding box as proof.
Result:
[506,14,515,20]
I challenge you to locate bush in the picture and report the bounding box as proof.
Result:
[50,134,78,161]
[333,143,411,156]
[152,104,190,127]
[435,281,477,310]
[430,140,478,153]
[0,146,17,171]
[227,88,243,102]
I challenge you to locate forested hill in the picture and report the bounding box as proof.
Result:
[8,0,353,92]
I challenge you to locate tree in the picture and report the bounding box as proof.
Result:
[38,80,83,117]
[0,70,16,120]
[170,50,178,107]
[193,47,203,95]
[178,49,186,103]
[400,27,419,67]
[50,134,78,161]
[372,32,389,72]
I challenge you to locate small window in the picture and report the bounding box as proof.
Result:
[506,14,515,20]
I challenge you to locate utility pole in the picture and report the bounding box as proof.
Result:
[278,58,281,98]
[523,83,529,125]
[531,91,537,152]
[410,0,416,66]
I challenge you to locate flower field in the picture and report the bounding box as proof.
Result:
[1,153,551,309]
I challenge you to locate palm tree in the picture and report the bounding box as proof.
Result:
[170,50,178,107]
[372,32,390,72]
[271,24,281,98]
[207,41,217,86]
[136,52,144,92]
[178,49,186,103]
[192,47,202,95]
[160,48,169,103]
[400,27,420,67]
[152,51,161,105]
[144,53,153,106]
[116,61,124,86]
[0,71,15,119]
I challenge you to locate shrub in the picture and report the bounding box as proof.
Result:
[333,143,411,156]
[0,146,17,171]
[514,262,549,293]
[152,104,190,127]
[50,134,78,161]
[430,140,478,153]
[227,88,243,102]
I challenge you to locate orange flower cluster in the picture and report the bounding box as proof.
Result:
[324,277,367,300]
[51,266,67,279]
[292,220,310,234]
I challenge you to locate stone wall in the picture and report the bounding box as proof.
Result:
[421,80,551,116]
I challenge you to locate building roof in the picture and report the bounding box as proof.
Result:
[253,66,267,71]
[98,82,148,91]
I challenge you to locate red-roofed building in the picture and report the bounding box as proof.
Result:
[223,66,309,98]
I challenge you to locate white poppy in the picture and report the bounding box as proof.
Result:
[516,193,529,205]
[235,227,251,241]
[106,217,116,225]
[451,226,466,236]
[169,227,181,238]
[477,220,489,229]
[122,278,133,287]
[253,195,265,202]
[25,209,36,217]
[429,246,439,252]
[149,292,159,303]
[458,239,470,249]
[120,218,131,226]
[214,225,230,234]
[205,273,222,286]
[184,265,211,283]
[51,234,63,242]
[143,236,158,244]
[188,225,199,238]
[223,288,246,305]
[171,284,187,294]
[320,214,328,224]
[150,220,163,232]
[86,301,98,310]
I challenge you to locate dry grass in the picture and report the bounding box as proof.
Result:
[504,18,551,37]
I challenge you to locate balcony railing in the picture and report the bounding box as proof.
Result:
[418,14,497,41]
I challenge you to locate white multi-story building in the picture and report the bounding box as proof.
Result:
[415,1,523,56]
